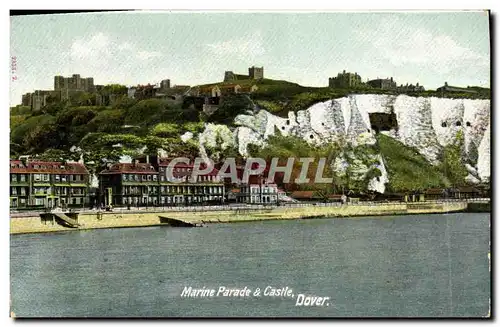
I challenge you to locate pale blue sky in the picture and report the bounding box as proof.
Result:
[10,11,490,106]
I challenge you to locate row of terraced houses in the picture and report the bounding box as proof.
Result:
[9,157,280,209]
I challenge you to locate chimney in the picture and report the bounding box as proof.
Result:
[146,155,150,164]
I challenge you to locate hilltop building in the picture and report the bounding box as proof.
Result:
[54,74,95,92]
[436,82,478,94]
[224,71,248,82]
[367,77,397,90]
[160,79,171,90]
[224,66,264,82]
[328,70,363,88]
[248,66,264,80]
[397,83,425,93]
[21,90,60,111]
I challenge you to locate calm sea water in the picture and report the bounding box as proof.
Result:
[10,213,490,318]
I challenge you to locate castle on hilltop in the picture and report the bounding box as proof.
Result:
[54,74,95,92]
[224,66,264,82]
[329,70,363,88]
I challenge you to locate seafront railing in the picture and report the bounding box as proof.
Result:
[10,198,490,217]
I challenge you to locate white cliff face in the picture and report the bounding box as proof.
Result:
[198,123,236,162]
[180,131,194,143]
[197,94,491,191]
[477,120,490,182]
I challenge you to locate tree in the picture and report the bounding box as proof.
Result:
[23,122,62,153]
[74,92,94,106]
[207,94,254,125]
[102,84,128,96]
[111,95,137,110]
[438,130,468,187]
[151,123,180,138]
[37,149,77,162]
[87,110,125,134]
[11,114,56,149]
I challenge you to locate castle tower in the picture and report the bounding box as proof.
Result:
[160,79,171,90]
[248,66,264,80]
[73,74,82,90]
[224,71,236,82]
[54,76,65,90]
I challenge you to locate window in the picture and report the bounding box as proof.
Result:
[135,175,140,181]
[20,198,26,205]
[123,174,128,181]
[35,198,44,206]
[20,174,25,182]
[147,175,152,181]
[72,198,77,205]
[61,175,67,182]
[55,175,60,182]
[142,175,147,181]
[11,174,17,182]
[153,175,158,181]
[20,187,26,196]
[11,187,17,195]
[43,174,49,182]
[34,174,41,182]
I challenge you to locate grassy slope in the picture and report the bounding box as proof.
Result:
[376,133,448,192]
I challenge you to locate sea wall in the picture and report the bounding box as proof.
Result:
[466,202,491,212]
[10,201,472,235]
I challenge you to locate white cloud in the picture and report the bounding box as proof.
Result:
[69,33,162,63]
[136,50,161,60]
[70,32,111,60]
[206,31,265,60]
[358,19,489,75]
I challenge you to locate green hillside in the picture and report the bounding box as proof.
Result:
[10,78,477,192]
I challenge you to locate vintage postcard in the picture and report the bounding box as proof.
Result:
[9,10,491,318]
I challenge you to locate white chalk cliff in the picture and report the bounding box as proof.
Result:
[197,94,490,193]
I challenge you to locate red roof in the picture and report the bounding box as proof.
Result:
[241,85,258,92]
[10,160,89,175]
[290,191,319,199]
[457,186,480,193]
[425,188,445,195]
[158,158,219,177]
[100,163,158,175]
[219,84,240,89]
